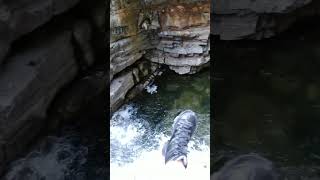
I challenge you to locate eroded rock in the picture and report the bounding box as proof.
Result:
[0,30,78,168]
[142,1,210,74]
[109,0,211,111]
[110,60,154,114]
[0,0,80,65]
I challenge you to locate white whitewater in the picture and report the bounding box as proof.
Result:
[4,136,88,180]
[110,105,210,180]
[145,83,158,94]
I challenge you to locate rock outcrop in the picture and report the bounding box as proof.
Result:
[146,2,210,74]
[0,0,80,65]
[0,0,105,176]
[0,31,78,147]
[110,0,210,113]
[212,154,279,180]
[110,60,158,113]
[212,0,320,40]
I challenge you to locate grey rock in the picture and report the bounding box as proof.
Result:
[48,71,107,127]
[109,0,210,112]
[4,117,43,164]
[145,25,210,74]
[147,50,209,67]
[213,0,311,14]
[0,0,80,65]
[169,66,193,75]
[213,13,258,40]
[110,33,154,80]
[0,30,78,141]
[212,154,279,180]
[0,142,4,175]
[91,3,105,31]
[73,20,95,67]
[212,0,320,40]
[110,71,135,113]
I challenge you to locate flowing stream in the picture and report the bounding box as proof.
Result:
[110,69,210,180]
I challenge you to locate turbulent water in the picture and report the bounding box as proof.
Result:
[110,70,210,180]
[4,135,88,180]
[3,114,107,180]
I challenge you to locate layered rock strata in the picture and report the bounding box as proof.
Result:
[146,2,210,74]
[110,60,159,113]
[212,0,320,40]
[110,0,210,113]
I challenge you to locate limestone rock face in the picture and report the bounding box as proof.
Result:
[109,0,211,112]
[110,0,159,80]
[146,1,210,74]
[146,26,210,74]
[0,30,78,165]
[110,71,135,112]
[110,61,152,113]
[110,0,210,77]
[0,0,80,65]
[212,0,320,40]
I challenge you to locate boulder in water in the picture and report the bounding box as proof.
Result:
[212,154,279,180]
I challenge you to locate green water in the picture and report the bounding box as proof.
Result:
[132,69,211,145]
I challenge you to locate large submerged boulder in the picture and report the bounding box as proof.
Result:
[212,154,279,180]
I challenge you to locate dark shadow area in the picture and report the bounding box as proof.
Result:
[212,16,320,179]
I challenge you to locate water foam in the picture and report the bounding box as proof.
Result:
[145,83,158,94]
[110,105,210,180]
[4,136,88,180]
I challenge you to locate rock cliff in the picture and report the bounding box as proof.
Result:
[109,0,210,113]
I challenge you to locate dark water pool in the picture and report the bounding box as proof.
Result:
[213,35,320,177]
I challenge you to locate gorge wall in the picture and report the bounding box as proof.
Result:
[0,0,105,176]
[109,0,320,115]
[109,0,210,113]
